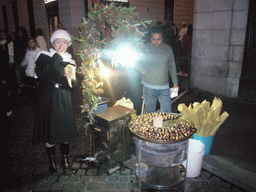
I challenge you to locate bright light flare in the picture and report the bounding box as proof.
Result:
[108,44,139,67]
[97,59,111,78]
[100,67,111,78]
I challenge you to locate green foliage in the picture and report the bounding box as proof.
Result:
[75,3,151,121]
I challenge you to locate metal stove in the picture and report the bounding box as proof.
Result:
[93,105,137,172]
[134,137,187,191]
[130,113,196,191]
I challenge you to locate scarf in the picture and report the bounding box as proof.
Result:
[49,48,76,87]
[49,48,72,63]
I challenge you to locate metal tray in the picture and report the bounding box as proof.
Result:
[129,114,196,144]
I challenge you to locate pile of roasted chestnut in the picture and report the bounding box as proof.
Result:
[129,112,196,141]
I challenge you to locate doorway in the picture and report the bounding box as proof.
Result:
[45,0,59,35]
[238,0,256,103]
[164,0,174,22]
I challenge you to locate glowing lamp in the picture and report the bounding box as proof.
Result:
[97,59,111,78]
[100,67,111,78]
[107,44,139,67]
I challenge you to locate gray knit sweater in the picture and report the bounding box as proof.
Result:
[137,42,178,88]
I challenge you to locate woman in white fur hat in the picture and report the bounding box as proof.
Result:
[33,29,77,174]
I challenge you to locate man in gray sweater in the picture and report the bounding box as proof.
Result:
[138,27,179,113]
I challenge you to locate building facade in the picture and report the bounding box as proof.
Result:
[0,0,251,101]
[191,0,249,99]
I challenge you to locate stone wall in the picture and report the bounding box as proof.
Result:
[0,0,30,33]
[0,0,49,45]
[191,0,249,98]
[33,0,50,48]
[130,0,194,29]
[58,0,85,31]
[130,0,165,25]
[0,0,195,41]
[58,0,85,55]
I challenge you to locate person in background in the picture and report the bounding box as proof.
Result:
[178,22,188,54]
[164,21,179,64]
[0,69,12,149]
[21,38,42,87]
[0,30,15,117]
[178,22,188,42]
[181,24,193,75]
[170,23,179,64]
[15,26,29,87]
[9,31,16,42]
[57,23,66,30]
[136,27,179,113]
[155,21,163,27]
[33,29,78,174]
[35,29,48,51]
[171,22,178,40]
[163,20,172,45]
[0,30,15,83]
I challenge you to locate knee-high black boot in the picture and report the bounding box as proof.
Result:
[60,143,69,169]
[46,146,57,174]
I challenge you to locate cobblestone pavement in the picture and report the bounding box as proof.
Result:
[1,88,247,192]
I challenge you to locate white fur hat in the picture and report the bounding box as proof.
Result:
[50,29,72,46]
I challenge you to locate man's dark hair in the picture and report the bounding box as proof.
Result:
[150,26,164,37]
